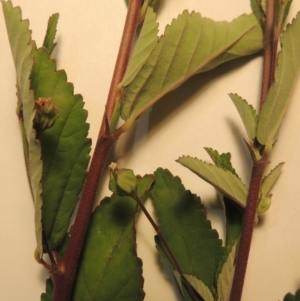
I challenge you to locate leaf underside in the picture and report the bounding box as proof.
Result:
[121,12,263,122]
[151,168,224,292]
[261,162,284,197]
[229,93,258,140]
[177,156,248,208]
[2,0,44,255]
[30,47,91,250]
[257,12,300,145]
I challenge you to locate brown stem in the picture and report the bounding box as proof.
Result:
[51,1,142,300]
[260,0,276,111]
[133,194,200,301]
[100,0,141,135]
[229,156,269,301]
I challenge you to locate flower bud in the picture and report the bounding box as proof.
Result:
[33,97,59,135]
[109,163,137,195]
[257,195,272,215]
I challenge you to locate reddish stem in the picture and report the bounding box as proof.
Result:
[259,0,276,111]
[51,1,142,300]
[229,157,268,301]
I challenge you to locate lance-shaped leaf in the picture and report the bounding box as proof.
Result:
[177,156,248,208]
[216,239,238,301]
[30,47,91,250]
[229,93,258,141]
[72,196,144,301]
[261,162,284,197]
[43,13,59,53]
[120,6,158,87]
[257,13,300,145]
[151,168,224,290]
[2,0,44,255]
[121,12,263,122]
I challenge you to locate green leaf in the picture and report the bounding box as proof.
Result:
[177,156,248,208]
[30,47,91,250]
[136,174,154,199]
[43,13,59,53]
[2,0,44,256]
[71,196,144,301]
[250,0,265,25]
[257,13,300,145]
[183,275,215,301]
[261,162,284,198]
[151,168,224,289]
[216,240,238,301]
[40,279,54,301]
[121,6,158,87]
[121,12,263,122]
[284,289,300,301]
[229,93,258,140]
[204,148,238,176]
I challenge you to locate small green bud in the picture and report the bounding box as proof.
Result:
[33,97,59,136]
[109,163,137,194]
[257,195,272,215]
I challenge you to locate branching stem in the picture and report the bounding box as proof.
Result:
[51,1,142,300]
[132,194,200,301]
[230,1,278,300]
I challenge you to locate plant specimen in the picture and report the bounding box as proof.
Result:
[1,0,300,300]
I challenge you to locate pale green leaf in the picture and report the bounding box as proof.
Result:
[184,274,215,301]
[257,13,300,145]
[30,47,91,250]
[250,0,265,25]
[121,12,263,122]
[43,13,59,53]
[205,148,237,176]
[261,162,284,197]
[177,156,248,208]
[121,6,158,87]
[229,93,258,140]
[2,0,44,256]
[217,240,238,301]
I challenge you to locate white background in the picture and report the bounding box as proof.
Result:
[1,1,300,300]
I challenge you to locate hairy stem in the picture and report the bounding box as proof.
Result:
[230,1,277,300]
[260,0,276,110]
[51,1,142,300]
[133,194,200,301]
[229,156,269,301]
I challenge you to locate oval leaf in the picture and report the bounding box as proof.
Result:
[121,12,263,122]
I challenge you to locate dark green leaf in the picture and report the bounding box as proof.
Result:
[284,289,300,301]
[40,279,54,301]
[151,168,224,289]
[71,196,144,301]
[43,13,59,53]
[30,47,91,250]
